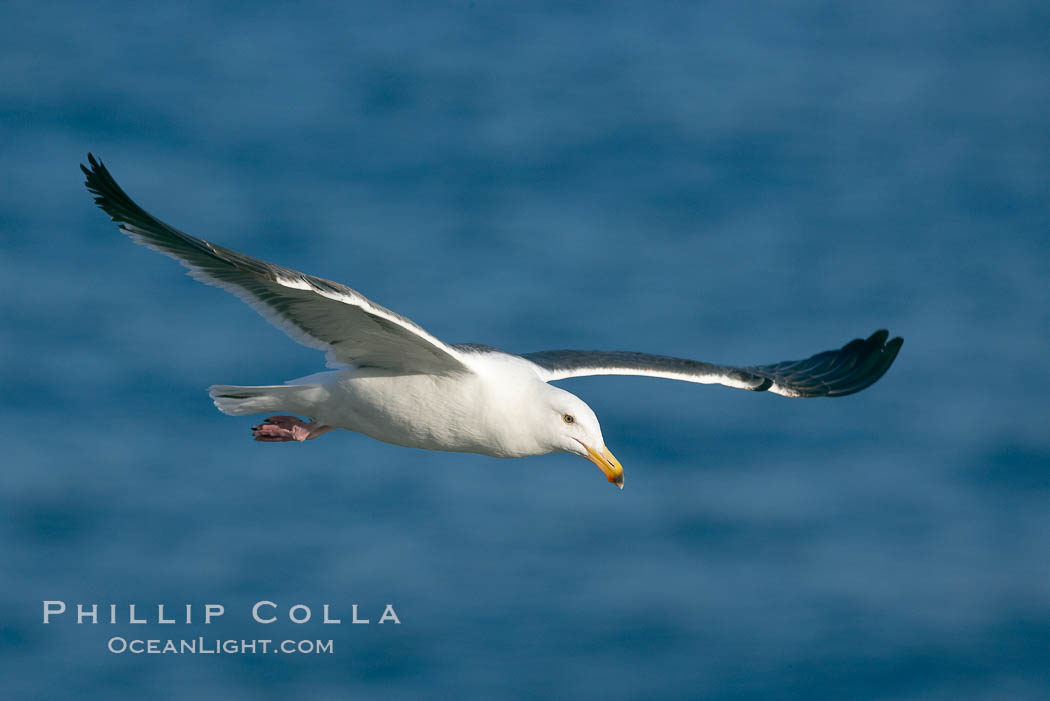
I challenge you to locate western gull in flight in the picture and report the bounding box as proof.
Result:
[82,154,902,489]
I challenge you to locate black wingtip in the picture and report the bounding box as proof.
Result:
[824,328,902,397]
[81,152,109,201]
[80,152,160,232]
[868,330,903,363]
[872,329,903,349]
[80,152,101,181]
[749,328,903,397]
[883,334,904,366]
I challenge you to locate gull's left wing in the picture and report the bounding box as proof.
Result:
[522,330,903,398]
[82,154,471,374]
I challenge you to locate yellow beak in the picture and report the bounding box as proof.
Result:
[584,444,624,489]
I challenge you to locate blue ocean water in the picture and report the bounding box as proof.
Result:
[2,1,1048,698]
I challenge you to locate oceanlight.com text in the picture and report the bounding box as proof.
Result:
[107,637,334,655]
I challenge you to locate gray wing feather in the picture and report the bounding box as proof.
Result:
[522,330,903,397]
[82,154,469,374]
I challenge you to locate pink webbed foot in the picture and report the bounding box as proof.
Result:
[251,416,333,443]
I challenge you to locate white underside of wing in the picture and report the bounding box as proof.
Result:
[540,362,804,396]
[274,275,313,290]
[539,365,757,390]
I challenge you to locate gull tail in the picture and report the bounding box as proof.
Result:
[208,384,325,416]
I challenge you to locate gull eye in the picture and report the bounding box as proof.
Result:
[563,414,575,424]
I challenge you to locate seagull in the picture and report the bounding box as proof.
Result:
[82,154,902,489]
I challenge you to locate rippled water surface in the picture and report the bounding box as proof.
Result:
[2,2,1048,699]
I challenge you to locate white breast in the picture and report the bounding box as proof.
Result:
[307,353,552,458]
